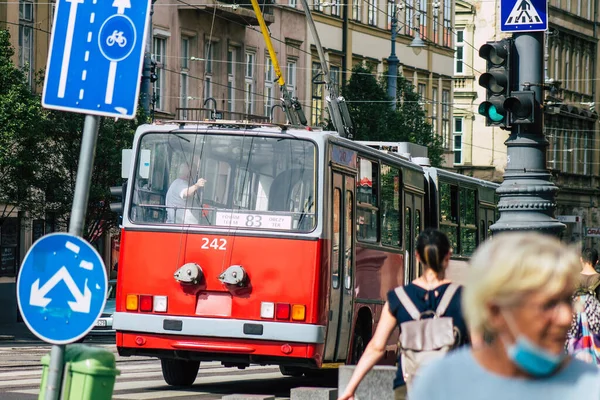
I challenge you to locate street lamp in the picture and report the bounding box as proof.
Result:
[387,1,400,110]
[409,30,426,55]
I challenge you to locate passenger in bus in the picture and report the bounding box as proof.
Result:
[165,163,206,224]
[409,232,600,400]
[338,229,467,400]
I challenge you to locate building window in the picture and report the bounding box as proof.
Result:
[584,133,591,175]
[286,59,297,98]
[562,132,569,173]
[404,0,414,35]
[312,62,324,125]
[418,83,426,104]
[433,1,440,44]
[204,41,214,100]
[330,65,340,94]
[245,52,255,115]
[289,0,297,7]
[572,133,579,174]
[443,0,452,47]
[368,0,377,25]
[455,29,464,74]
[353,0,361,20]
[565,49,570,90]
[577,0,582,15]
[19,0,34,84]
[432,88,438,135]
[264,56,275,117]
[453,117,463,165]
[588,0,592,18]
[153,37,167,110]
[551,127,558,170]
[314,0,323,11]
[332,0,340,16]
[574,51,580,93]
[180,38,190,119]
[585,54,590,94]
[227,47,237,113]
[387,2,394,29]
[553,44,559,81]
[418,0,427,39]
[442,89,450,148]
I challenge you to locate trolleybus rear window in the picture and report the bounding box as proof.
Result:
[129,132,317,232]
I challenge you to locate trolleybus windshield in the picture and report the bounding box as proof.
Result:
[129,132,317,232]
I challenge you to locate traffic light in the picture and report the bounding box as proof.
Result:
[110,182,126,215]
[504,91,535,124]
[150,60,158,83]
[478,39,512,128]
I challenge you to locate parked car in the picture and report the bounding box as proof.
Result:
[88,279,116,336]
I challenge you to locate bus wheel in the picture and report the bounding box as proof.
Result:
[351,324,367,364]
[279,366,305,377]
[161,359,200,386]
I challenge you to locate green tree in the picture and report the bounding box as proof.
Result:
[39,110,143,242]
[0,29,143,244]
[0,30,48,220]
[343,64,444,167]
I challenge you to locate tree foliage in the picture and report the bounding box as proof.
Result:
[0,29,142,243]
[0,30,48,219]
[343,64,444,167]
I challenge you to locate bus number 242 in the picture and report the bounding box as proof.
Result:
[201,238,227,251]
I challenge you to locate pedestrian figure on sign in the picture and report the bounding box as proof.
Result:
[338,229,468,400]
[409,233,600,400]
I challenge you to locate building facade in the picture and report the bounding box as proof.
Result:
[302,0,457,163]
[453,0,600,245]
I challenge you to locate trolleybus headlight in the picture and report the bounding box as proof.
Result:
[276,303,291,320]
[291,305,306,321]
[140,295,153,312]
[260,302,275,319]
[154,296,168,312]
[126,294,139,311]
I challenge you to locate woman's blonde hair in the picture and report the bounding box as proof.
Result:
[463,232,580,334]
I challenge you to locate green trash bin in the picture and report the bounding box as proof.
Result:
[39,344,121,400]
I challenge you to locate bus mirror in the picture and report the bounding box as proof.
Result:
[121,149,132,179]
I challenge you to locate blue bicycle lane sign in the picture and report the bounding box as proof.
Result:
[17,233,107,344]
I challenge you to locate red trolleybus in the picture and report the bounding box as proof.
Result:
[113,121,498,385]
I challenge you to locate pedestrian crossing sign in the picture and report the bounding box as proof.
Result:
[501,0,547,32]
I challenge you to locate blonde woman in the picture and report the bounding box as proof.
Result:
[410,232,600,399]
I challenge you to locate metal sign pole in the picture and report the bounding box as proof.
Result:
[44,114,100,400]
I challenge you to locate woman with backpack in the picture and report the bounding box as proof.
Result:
[409,232,600,399]
[337,229,468,400]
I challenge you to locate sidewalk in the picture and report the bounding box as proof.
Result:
[0,322,40,343]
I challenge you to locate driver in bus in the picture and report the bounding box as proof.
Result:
[165,163,206,224]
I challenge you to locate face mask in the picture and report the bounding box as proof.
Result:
[501,311,565,377]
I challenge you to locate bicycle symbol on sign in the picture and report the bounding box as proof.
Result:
[106,30,127,48]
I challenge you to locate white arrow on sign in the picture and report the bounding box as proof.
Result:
[57,0,85,99]
[29,266,92,313]
[113,0,131,14]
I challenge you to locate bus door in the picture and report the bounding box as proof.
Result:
[404,192,424,283]
[324,171,355,362]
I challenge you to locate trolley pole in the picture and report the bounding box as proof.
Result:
[489,31,564,235]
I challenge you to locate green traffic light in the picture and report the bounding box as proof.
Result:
[478,103,504,122]
[488,105,504,122]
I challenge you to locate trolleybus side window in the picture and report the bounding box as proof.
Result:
[459,187,477,256]
[130,133,317,232]
[356,157,379,242]
[332,188,341,289]
[439,182,458,254]
[380,164,401,248]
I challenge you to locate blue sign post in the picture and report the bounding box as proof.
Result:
[501,0,548,32]
[17,233,107,344]
[42,0,151,119]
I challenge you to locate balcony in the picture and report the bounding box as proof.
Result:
[178,0,275,26]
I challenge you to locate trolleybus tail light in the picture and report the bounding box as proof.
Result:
[154,296,168,313]
[126,294,139,311]
[276,303,290,320]
[260,302,275,319]
[291,305,306,321]
[140,295,153,312]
